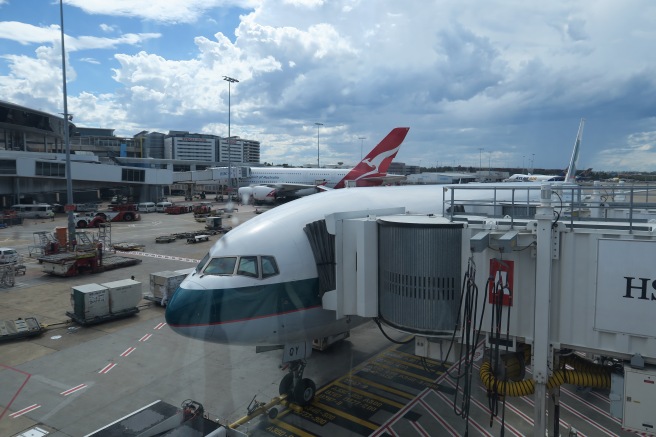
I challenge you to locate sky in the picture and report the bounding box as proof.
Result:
[1,1,656,172]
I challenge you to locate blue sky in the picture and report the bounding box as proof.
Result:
[1,0,656,171]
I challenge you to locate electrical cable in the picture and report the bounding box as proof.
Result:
[372,318,414,345]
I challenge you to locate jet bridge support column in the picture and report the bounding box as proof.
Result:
[533,184,555,436]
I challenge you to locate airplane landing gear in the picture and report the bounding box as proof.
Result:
[279,359,316,406]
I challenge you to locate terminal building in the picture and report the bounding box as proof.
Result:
[0,100,260,207]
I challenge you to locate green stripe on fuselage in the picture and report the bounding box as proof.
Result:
[167,278,321,326]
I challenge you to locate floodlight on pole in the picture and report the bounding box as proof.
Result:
[315,123,323,168]
[358,136,366,161]
[59,0,75,249]
[223,76,239,195]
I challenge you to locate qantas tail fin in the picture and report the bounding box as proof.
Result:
[564,118,585,184]
[335,127,409,188]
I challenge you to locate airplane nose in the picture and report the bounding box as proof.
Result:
[165,280,211,330]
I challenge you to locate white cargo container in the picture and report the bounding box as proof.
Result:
[149,269,192,305]
[101,279,142,313]
[71,283,110,322]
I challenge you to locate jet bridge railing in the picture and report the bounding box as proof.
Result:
[443,182,656,232]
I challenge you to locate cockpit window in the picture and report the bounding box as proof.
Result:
[201,255,279,279]
[237,256,258,278]
[261,256,279,278]
[203,257,237,275]
[196,252,211,273]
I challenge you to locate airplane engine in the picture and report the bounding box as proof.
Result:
[237,186,253,204]
[252,186,277,204]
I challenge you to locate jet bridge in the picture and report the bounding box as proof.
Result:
[317,183,656,436]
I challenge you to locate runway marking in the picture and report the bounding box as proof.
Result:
[99,363,117,374]
[10,404,41,418]
[60,384,87,396]
[139,333,152,342]
[0,364,32,421]
[409,417,431,436]
[346,374,415,400]
[312,401,379,431]
[334,380,405,409]
[130,251,199,263]
[154,322,167,330]
[120,347,136,357]
[418,397,461,436]
[267,420,315,437]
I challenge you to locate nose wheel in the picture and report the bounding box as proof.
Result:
[279,360,316,406]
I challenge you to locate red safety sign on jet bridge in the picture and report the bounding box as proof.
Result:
[488,259,514,306]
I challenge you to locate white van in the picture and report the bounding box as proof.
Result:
[155,201,172,213]
[138,202,156,213]
[11,204,54,219]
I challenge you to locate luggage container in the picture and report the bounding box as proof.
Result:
[101,279,142,313]
[70,283,110,322]
[147,269,193,306]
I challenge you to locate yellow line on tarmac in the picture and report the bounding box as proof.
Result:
[371,360,438,383]
[382,351,444,374]
[272,418,316,437]
[313,402,379,431]
[334,380,405,409]
[348,374,415,400]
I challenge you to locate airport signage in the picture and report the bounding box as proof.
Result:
[595,239,656,337]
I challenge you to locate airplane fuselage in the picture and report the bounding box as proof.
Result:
[165,183,547,347]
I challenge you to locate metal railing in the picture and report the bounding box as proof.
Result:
[442,182,656,232]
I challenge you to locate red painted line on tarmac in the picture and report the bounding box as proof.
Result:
[417,398,460,436]
[120,347,136,357]
[9,404,41,418]
[99,363,117,374]
[139,333,152,342]
[154,322,167,330]
[409,419,431,437]
[61,383,87,396]
[0,364,32,421]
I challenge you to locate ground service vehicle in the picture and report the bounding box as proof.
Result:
[75,205,140,228]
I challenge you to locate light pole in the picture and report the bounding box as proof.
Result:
[478,148,483,171]
[315,122,323,167]
[59,0,75,249]
[358,136,366,160]
[223,76,238,196]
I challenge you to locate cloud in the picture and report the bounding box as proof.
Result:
[63,0,258,24]
[0,21,160,51]
[2,0,656,170]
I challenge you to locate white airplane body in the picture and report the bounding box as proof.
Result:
[165,183,539,346]
[165,182,544,403]
[237,127,409,203]
[505,119,585,184]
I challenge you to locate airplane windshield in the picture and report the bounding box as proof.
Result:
[196,252,211,273]
[202,255,280,278]
[203,257,237,275]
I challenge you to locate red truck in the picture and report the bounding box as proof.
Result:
[165,205,191,215]
[74,204,141,228]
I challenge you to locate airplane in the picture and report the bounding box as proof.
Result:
[504,119,585,184]
[164,182,540,405]
[236,127,410,204]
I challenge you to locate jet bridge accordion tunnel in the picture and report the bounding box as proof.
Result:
[377,217,463,335]
[304,215,463,335]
